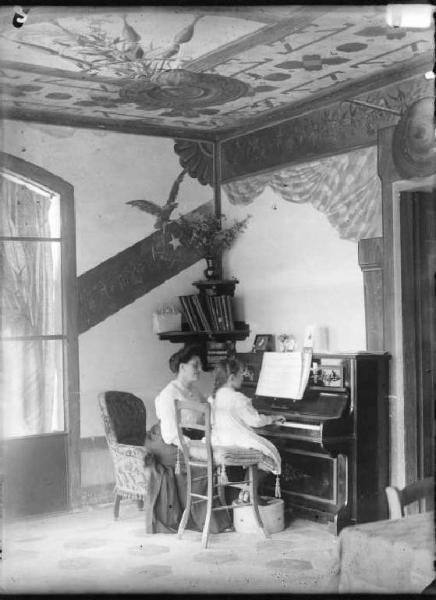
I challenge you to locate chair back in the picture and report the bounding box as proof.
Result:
[174,399,212,465]
[385,476,434,519]
[99,391,147,447]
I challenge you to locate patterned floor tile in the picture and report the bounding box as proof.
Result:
[58,557,100,570]
[63,538,109,550]
[193,550,240,564]
[266,558,313,571]
[127,543,171,556]
[125,564,172,579]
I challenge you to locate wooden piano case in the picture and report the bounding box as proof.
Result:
[237,351,390,534]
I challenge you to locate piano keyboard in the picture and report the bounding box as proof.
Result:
[274,420,323,443]
[281,422,320,431]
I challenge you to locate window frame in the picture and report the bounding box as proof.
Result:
[0,151,81,508]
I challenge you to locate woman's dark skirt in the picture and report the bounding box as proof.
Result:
[145,423,232,534]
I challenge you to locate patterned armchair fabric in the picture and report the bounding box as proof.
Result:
[104,391,147,446]
[98,391,157,526]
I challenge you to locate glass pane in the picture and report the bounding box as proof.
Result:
[1,240,62,336]
[0,173,60,238]
[2,339,65,437]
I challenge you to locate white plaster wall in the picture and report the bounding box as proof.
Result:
[3,121,365,443]
[2,121,211,437]
[221,187,366,353]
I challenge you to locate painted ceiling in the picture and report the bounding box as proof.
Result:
[0,5,434,138]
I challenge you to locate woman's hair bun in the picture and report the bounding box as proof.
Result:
[169,349,182,374]
[169,345,203,373]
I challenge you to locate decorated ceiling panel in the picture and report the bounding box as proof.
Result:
[0,5,433,135]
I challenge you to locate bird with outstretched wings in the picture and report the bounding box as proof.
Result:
[126,169,187,231]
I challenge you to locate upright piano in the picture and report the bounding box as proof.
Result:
[237,351,390,534]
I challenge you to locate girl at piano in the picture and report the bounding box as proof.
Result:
[209,358,285,501]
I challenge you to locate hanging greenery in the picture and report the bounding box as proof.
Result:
[176,212,251,257]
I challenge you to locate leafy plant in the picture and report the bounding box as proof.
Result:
[177,212,251,257]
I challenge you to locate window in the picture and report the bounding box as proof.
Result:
[1,166,76,438]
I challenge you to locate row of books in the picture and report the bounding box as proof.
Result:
[179,294,235,332]
[206,341,235,366]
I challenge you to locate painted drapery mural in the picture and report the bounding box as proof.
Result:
[78,146,381,333]
[223,146,382,242]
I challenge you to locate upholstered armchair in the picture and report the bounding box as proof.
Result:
[98,391,158,532]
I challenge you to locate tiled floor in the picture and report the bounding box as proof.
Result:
[1,502,340,594]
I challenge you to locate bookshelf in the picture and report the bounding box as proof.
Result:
[157,278,250,370]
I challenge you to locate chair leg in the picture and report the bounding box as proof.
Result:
[144,496,154,534]
[248,466,270,539]
[178,463,192,540]
[202,464,214,549]
[114,494,122,520]
[217,481,227,506]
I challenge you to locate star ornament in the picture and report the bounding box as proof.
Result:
[168,234,182,251]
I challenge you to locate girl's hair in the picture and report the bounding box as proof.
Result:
[212,358,244,397]
[169,345,202,374]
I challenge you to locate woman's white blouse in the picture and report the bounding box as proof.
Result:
[155,380,204,445]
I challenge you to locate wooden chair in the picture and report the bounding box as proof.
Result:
[385,477,434,519]
[99,391,157,531]
[175,399,270,549]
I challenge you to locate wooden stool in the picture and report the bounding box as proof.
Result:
[175,399,270,549]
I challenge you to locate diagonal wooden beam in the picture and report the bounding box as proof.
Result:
[186,8,327,73]
[78,202,212,334]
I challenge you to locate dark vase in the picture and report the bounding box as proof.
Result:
[203,256,217,280]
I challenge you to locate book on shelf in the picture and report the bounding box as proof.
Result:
[179,293,237,333]
[207,355,228,367]
[207,340,230,351]
[223,295,235,331]
[191,294,212,331]
[207,350,229,358]
[255,348,313,401]
[179,295,196,331]
[205,296,219,331]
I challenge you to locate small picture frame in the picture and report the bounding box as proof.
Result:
[320,365,344,388]
[252,334,274,353]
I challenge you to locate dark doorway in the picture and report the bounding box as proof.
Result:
[400,190,435,481]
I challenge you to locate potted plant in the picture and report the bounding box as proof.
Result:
[177,212,251,279]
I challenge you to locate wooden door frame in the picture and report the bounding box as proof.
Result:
[377,126,436,486]
[0,151,81,510]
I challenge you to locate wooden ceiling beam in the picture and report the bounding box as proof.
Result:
[216,52,434,142]
[2,108,221,142]
[186,8,328,73]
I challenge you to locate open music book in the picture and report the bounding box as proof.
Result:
[255,348,313,400]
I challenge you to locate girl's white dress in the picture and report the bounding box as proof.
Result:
[209,387,281,474]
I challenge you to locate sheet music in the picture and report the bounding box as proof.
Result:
[255,349,313,400]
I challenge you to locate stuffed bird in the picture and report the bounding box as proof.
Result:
[126,169,187,230]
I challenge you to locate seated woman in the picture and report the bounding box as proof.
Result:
[209,357,285,501]
[145,345,232,533]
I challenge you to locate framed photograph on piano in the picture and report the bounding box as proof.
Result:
[252,334,274,353]
[320,365,344,388]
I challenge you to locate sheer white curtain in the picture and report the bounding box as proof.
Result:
[1,173,63,437]
[223,146,382,242]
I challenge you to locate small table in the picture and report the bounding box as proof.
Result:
[338,511,435,593]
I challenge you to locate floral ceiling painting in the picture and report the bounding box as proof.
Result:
[0,6,433,134]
